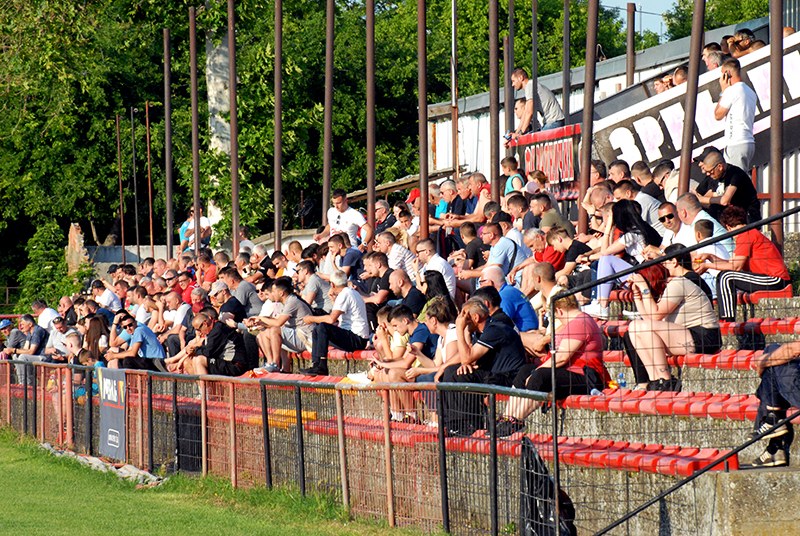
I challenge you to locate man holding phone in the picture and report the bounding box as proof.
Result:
[714,58,756,172]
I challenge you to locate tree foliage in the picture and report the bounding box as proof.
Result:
[663,0,769,41]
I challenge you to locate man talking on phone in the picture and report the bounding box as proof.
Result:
[714,58,756,172]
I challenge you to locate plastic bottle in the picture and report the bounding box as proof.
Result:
[617,372,627,389]
[590,388,603,396]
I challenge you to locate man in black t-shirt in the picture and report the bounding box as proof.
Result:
[188,312,253,377]
[546,227,591,289]
[695,147,760,223]
[358,252,395,330]
[388,269,426,316]
[440,299,526,436]
[209,281,247,322]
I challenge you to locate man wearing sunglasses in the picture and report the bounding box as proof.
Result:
[106,313,167,372]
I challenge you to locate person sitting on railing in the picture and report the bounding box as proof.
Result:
[623,246,721,392]
[580,200,663,320]
[496,294,609,437]
[440,298,527,437]
[370,305,438,423]
[746,341,800,467]
[696,206,790,322]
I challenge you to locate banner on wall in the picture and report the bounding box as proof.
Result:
[98,367,126,461]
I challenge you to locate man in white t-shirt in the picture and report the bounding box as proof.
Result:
[91,279,122,312]
[509,67,565,136]
[301,270,371,376]
[715,58,756,171]
[413,238,457,299]
[184,205,212,251]
[31,300,59,332]
[314,188,373,248]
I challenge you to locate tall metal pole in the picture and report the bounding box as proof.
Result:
[677,1,706,195]
[531,0,538,132]
[508,0,515,70]
[489,0,500,202]
[322,0,334,225]
[274,0,283,250]
[450,0,459,181]
[770,0,785,251]
[189,7,202,252]
[228,0,241,258]
[418,0,429,239]
[131,107,141,259]
[145,101,155,258]
[626,3,636,87]
[579,1,599,236]
[561,0,571,120]
[163,29,174,258]
[504,35,513,156]
[116,115,127,264]
[366,0,377,233]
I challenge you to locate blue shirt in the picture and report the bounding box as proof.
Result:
[408,322,438,359]
[435,199,449,218]
[498,283,538,332]
[487,236,528,279]
[465,195,478,215]
[130,325,166,359]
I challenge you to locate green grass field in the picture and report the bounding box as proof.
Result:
[0,428,421,535]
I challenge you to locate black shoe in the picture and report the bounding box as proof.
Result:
[748,447,788,468]
[749,411,789,440]
[646,376,682,392]
[495,417,526,438]
[300,363,329,376]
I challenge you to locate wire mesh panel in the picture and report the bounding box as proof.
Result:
[0,362,8,425]
[149,375,177,472]
[125,372,147,467]
[263,382,301,489]
[299,384,341,498]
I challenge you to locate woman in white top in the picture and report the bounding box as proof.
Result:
[626,246,721,391]
[581,199,663,319]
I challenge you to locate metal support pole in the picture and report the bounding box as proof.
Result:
[189,7,202,255]
[450,0,459,181]
[626,3,636,87]
[504,35,513,156]
[418,0,429,239]
[147,374,154,473]
[86,368,93,456]
[382,390,396,527]
[548,301,561,534]
[770,0,785,251]
[562,0,571,120]
[145,102,155,258]
[274,0,284,250]
[22,365,28,434]
[131,107,141,260]
[260,383,273,488]
[677,1,706,195]
[531,0,538,132]
[579,0,599,235]
[229,382,237,487]
[322,0,334,226]
[335,390,350,513]
[115,115,127,264]
[200,380,208,475]
[436,390,450,533]
[32,366,38,440]
[137,374,144,467]
[229,0,241,258]
[366,0,377,233]
[163,29,174,257]
[489,0,501,201]
[508,0,515,71]
[172,379,179,471]
[294,385,306,495]
[488,393,498,536]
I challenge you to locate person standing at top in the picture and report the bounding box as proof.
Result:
[715,58,756,172]
[314,188,373,250]
[509,68,565,136]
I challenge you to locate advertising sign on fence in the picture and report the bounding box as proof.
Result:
[98,367,126,460]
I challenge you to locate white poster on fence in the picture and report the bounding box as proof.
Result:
[98,367,126,460]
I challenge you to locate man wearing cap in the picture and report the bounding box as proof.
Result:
[0,319,25,356]
[695,146,760,224]
[314,188,373,249]
[43,317,78,363]
[91,279,122,312]
[10,314,49,385]
[715,58,756,171]
[209,280,247,323]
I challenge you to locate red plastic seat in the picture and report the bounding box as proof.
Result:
[741,284,793,304]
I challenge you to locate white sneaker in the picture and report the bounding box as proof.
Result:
[581,301,609,320]
[622,309,641,320]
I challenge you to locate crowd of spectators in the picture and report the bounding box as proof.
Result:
[0,45,794,464]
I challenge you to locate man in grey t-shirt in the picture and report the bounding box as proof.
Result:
[295,260,332,313]
[510,67,565,135]
[219,266,263,318]
[253,278,314,372]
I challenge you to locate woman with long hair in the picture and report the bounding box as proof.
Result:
[418,270,458,321]
[625,245,721,391]
[581,199,662,319]
[83,316,110,363]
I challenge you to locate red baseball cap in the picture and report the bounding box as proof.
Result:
[405,188,421,204]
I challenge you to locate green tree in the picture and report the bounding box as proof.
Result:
[664,0,769,41]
